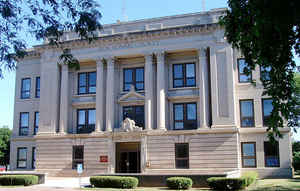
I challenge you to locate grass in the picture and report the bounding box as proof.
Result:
[81,177,300,191]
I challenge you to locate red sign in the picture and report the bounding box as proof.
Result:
[100,156,108,163]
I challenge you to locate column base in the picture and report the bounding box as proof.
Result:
[91,131,103,135]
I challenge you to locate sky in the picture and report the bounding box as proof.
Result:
[0,0,299,140]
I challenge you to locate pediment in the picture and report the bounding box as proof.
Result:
[118,85,145,103]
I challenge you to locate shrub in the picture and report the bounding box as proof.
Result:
[293,152,300,171]
[207,171,258,191]
[166,177,193,190]
[0,175,38,186]
[90,176,138,189]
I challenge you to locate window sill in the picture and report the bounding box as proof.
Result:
[169,87,198,91]
[73,94,96,98]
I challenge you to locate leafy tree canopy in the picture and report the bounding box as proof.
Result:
[0,127,11,168]
[0,0,102,77]
[221,0,300,141]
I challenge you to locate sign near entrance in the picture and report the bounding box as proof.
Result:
[100,155,108,163]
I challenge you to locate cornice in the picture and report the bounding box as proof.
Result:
[34,23,221,52]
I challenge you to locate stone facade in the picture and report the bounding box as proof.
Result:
[10,8,293,178]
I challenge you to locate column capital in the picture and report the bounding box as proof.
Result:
[145,54,153,63]
[197,47,208,57]
[105,57,115,68]
[155,51,165,63]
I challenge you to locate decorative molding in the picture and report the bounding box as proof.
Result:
[118,85,145,103]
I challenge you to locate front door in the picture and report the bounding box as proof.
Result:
[116,142,141,173]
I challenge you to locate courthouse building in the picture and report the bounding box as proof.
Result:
[10,8,293,178]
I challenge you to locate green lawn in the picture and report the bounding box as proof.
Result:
[82,177,300,191]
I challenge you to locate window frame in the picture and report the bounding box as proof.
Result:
[172,63,196,88]
[17,147,27,169]
[32,147,36,169]
[264,141,280,167]
[173,102,197,130]
[262,98,273,127]
[72,145,84,169]
[19,112,29,136]
[122,105,145,128]
[77,72,96,95]
[175,143,189,169]
[237,58,252,83]
[241,142,257,168]
[239,99,255,127]
[76,108,96,134]
[123,67,145,91]
[35,77,40,98]
[34,111,39,135]
[21,78,31,99]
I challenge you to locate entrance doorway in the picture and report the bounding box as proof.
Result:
[116,142,141,173]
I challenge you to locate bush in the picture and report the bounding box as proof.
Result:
[207,172,258,191]
[166,177,193,190]
[0,175,38,186]
[293,152,300,170]
[90,176,138,189]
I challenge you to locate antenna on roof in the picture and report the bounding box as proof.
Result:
[202,0,206,11]
[122,0,128,22]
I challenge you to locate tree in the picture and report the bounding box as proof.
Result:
[221,0,300,141]
[0,0,102,78]
[0,127,11,170]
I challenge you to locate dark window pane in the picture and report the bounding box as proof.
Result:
[89,72,96,85]
[186,64,195,77]
[174,65,183,78]
[78,110,85,125]
[21,113,29,127]
[17,148,27,168]
[79,87,86,94]
[18,161,27,168]
[261,66,271,81]
[73,146,84,169]
[238,59,251,82]
[136,68,144,82]
[124,69,133,83]
[186,78,195,86]
[74,147,84,159]
[187,104,196,120]
[22,79,31,91]
[264,142,280,167]
[174,79,184,87]
[185,120,197,130]
[79,73,86,86]
[36,77,40,98]
[175,143,189,169]
[243,159,256,167]
[176,144,188,158]
[176,160,189,169]
[240,100,254,127]
[174,105,183,120]
[21,78,31,98]
[124,84,131,91]
[88,110,96,125]
[19,149,27,160]
[136,82,144,90]
[123,106,144,128]
[243,143,255,157]
[174,122,184,130]
[263,99,273,126]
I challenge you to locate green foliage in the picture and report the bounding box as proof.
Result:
[0,0,102,78]
[90,176,139,189]
[0,175,38,186]
[0,127,11,169]
[166,177,193,190]
[207,172,257,191]
[295,73,300,96]
[220,0,300,141]
[293,152,300,170]
[293,141,300,153]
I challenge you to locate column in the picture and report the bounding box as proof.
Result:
[198,48,210,128]
[95,58,104,133]
[156,52,166,130]
[59,64,69,134]
[105,57,115,132]
[145,54,153,130]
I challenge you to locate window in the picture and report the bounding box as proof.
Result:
[72,146,84,169]
[264,141,280,167]
[173,63,196,88]
[34,112,39,135]
[240,100,255,127]
[123,68,144,91]
[78,72,96,94]
[260,66,271,81]
[35,77,40,98]
[17,147,27,168]
[262,99,273,126]
[32,147,36,169]
[123,106,144,128]
[238,59,252,83]
[241,142,256,168]
[173,103,197,130]
[77,109,95,134]
[175,143,189,169]
[21,78,31,99]
[19,112,29,136]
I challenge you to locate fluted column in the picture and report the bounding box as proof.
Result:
[105,57,115,132]
[145,54,153,130]
[95,58,104,133]
[156,52,166,130]
[198,48,210,128]
[59,64,68,134]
